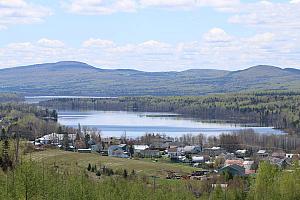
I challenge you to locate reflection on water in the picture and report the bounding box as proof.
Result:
[58,111,285,138]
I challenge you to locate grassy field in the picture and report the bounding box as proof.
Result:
[25,149,196,178]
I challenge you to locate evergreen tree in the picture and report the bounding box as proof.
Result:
[0,130,13,171]
[87,163,91,171]
[123,169,128,179]
[84,134,90,148]
[63,132,69,150]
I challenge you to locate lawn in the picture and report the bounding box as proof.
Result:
[25,149,196,178]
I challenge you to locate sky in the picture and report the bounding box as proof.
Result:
[0,0,300,71]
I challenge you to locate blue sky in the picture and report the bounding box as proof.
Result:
[0,0,300,71]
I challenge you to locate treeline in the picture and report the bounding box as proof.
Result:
[0,103,59,140]
[218,129,300,153]
[137,130,300,153]
[40,91,300,133]
[0,93,24,103]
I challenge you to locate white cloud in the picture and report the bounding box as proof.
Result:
[138,40,170,49]
[203,28,232,43]
[64,0,240,14]
[228,1,300,31]
[1,31,300,71]
[139,0,240,11]
[139,0,196,8]
[246,33,274,45]
[37,38,65,47]
[82,38,115,48]
[0,0,52,29]
[290,0,300,4]
[65,0,137,15]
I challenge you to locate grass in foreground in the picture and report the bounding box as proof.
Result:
[25,149,195,178]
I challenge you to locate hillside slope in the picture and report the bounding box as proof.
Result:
[0,61,300,96]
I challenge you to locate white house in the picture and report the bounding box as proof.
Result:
[133,145,149,153]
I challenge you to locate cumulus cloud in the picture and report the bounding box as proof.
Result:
[82,38,115,48]
[246,33,274,45]
[65,0,137,15]
[203,28,232,43]
[290,0,300,4]
[64,0,240,14]
[37,38,65,47]
[228,1,300,31]
[1,29,300,71]
[0,0,52,29]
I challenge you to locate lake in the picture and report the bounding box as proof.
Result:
[58,110,285,138]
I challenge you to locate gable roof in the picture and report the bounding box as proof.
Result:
[133,145,149,150]
[225,159,244,166]
[218,164,246,176]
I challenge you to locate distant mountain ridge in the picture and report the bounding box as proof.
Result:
[0,61,300,96]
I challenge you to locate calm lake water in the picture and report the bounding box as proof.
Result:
[58,110,285,138]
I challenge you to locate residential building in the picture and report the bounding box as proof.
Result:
[218,164,246,176]
[133,145,149,154]
[202,147,226,157]
[140,149,160,158]
[108,144,129,158]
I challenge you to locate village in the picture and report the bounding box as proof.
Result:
[32,130,298,182]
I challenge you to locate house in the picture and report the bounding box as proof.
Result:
[243,160,255,170]
[235,149,248,158]
[36,133,76,145]
[192,156,209,163]
[91,144,103,153]
[133,145,149,154]
[272,151,286,159]
[202,147,226,157]
[256,150,268,158]
[182,146,202,154]
[265,157,289,168]
[217,153,236,161]
[108,144,129,158]
[36,133,61,144]
[140,149,160,158]
[168,147,181,158]
[286,154,299,159]
[102,137,122,145]
[286,154,294,159]
[218,164,246,177]
[225,159,244,167]
[149,142,169,150]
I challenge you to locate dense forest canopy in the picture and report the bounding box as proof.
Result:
[2,62,300,96]
[0,103,58,140]
[0,93,24,103]
[40,91,300,134]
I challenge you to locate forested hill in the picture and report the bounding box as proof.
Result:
[1,61,300,96]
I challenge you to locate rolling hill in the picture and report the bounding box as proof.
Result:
[0,61,300,96]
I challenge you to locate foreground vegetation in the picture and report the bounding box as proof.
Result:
[27,149,195,178]
[0,149,300,199]
[0,161,196,200]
